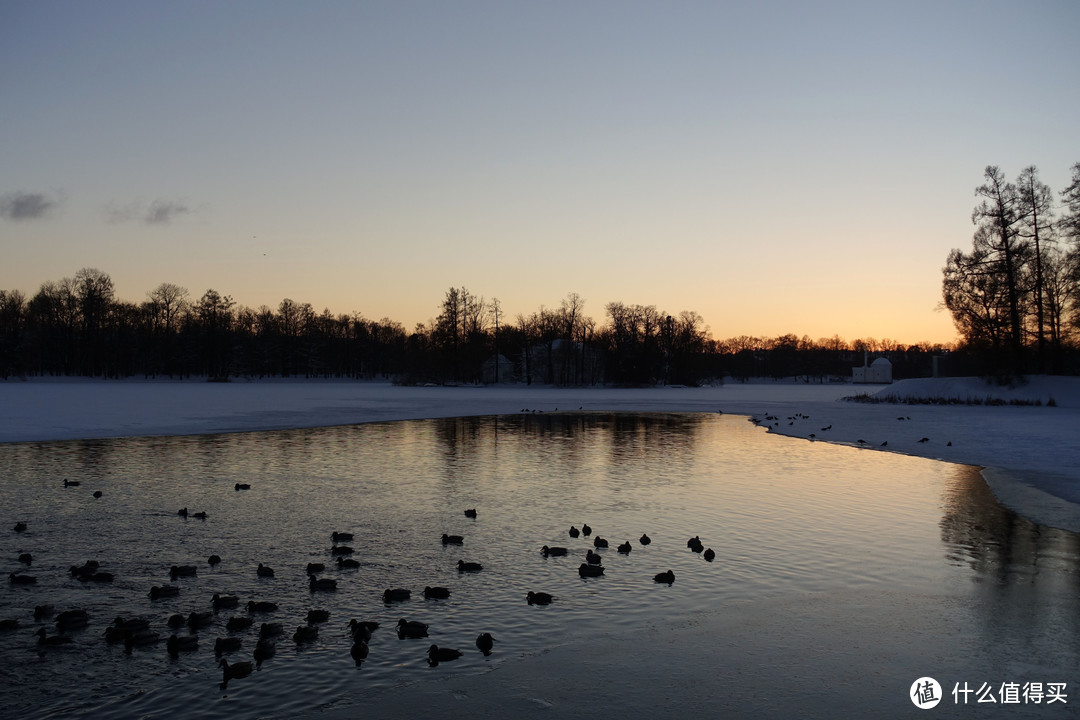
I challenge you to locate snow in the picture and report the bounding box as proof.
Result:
[2,375,1078,532]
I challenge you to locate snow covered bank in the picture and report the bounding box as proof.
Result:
[1,376,1078,531]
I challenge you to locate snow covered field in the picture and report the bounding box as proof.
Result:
[2,375,1078,531]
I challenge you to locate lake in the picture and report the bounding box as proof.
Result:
[2,412,1077,718]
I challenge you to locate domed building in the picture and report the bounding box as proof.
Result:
[852,355,892,384]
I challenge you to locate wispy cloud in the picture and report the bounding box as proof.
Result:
[106,198,196,225]
[0,191,62,221]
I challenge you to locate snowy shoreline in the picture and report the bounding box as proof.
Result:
[2,376,1079,532]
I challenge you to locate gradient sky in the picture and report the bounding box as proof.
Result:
[2,1,1078,346]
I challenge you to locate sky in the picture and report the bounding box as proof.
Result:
[2,0,1078,346]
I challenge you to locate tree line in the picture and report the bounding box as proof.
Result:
[0,274,955,385]
[943,163,1080,378]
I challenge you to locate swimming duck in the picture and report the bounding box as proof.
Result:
[191,511,208,520]
[219,658,253,688]
[654,569,675,585]
[170,565,197,580]
[526,591,554,605]
[464,508,477,518]
[593,537,609,548]
[396,618,428,638]
[167,614,186,628]
[428,644,462,664]
[331,531,353,543]
[166,634,198,655]
[617,541,632,554]
[188,611,213,629]
[423,586,451,599]
[687,536,704,552]
[541,545,568,557]
[568,526,580,538]
[211,593,240,611]
[581,523,592,536]
[330,545,354,556]
[0,618,18,631]
[309,575,337,592]
[149,585,180,600]
[70,560,100,578]
[18,553,32,565]
[703,548,716,562]
[123,628,160,650]
[292,625,318,643]
[457,560,482,572]
[33,605,54,621]
[475,632,495,655]
[207,554,222,566]
[177,508,188,517]
[351,638,369,665]
[348,620,379,640]
[9,572,35,585]
[578,563,605,577]
[226,616,253,632]
[55,609,89,629]
[253,638,275,667]
[383,587,411,602]
[585,549,602,565]
[247,600,278,613]
[307,562,328,574]
[93,491,103,498]
[36,628,72,645]
[256,563,275,578]
[306,609,330,624]
[335,557,360,569]
[259,622,284,638]
[112,616,151,632]
[63,479,80,487]
[234,483,250,491]
[14,521,27,532]
[214,636,243,655]
[441,534,464,545]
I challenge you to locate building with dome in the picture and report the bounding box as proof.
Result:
[852,355,892,384]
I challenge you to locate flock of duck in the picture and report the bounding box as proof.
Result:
[6,490,716,693]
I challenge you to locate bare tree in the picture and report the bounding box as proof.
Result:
[1015,166,1055,367]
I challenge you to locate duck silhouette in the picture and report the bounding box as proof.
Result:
[476,632,495,655]
[428,644,462,665]
[654,569,675,585]
[423,586,451,599]
[351,638,369,665]
[396,618,429,638]
[526,591,554,605]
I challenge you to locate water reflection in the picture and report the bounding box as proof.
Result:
[0,413,1076,720]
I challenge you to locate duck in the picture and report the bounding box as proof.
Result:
[307,562,327,574]
[149,585,180,600]
[383,587,411,602]
[475,632,495,655]
[585,549,602,565]
[259,622,284,638]
[188,611,214,629]
[428,644,462,664]
[463,508,477,518]
[639,533,652,545]
[457,560,482,572]
[593,537,609,548]
[219,658,253,688]
[578,563,605,577]
[654,569,675,585]
[703,548,716,562]
[207,554,222,566]
[0,618,18,632]
[306,609,330,624]
[93,490,104,498]
[36,628,72,645]
[581,523,592,536]
[247,600,278,613]
[167,614,186,629]
[63,479,81,487]
[69,560,100,578]
[541,545,568,557]
[348,620,379,640]
[33,605,54,621]
[123,628,160,650]
[309,575,337,592]
[423,586,451,599]
[191,511,208,520]
[112,616,151,632]
[214,636,243,655]
[396,618,429,638]
[568,525,580,538]
[293,625,318,643]
[14,521,27,532]
[330,545,354,556]
[350,638,369,665]
[170,565,197,580]
[441,533,464,545]
[335,557,360,569]
[18,553,32,565]
[55,609,89,629]
[166,634,199,655]
[331,531,354,543]
[177,508,188,517]
[526,591,554,605]
[9,572,36,585]
[256,563,275,578]
[617,541,632,554]
[253,638,275,667]
[211,593,240,611]
[226,616,253,632]
[234,483,251,491]
[687,536,704,553]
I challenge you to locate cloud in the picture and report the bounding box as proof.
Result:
[106,198,195,225]
[0,191,62,221]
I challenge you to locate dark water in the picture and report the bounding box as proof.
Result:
[1,413,1077,719]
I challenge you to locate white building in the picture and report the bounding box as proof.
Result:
[853,356,892,384]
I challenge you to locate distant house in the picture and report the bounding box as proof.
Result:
[481,354,516,384]
[853,356,893,384]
